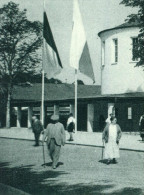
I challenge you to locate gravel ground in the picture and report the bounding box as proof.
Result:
[0,138,144,195]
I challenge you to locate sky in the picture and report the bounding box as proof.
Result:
[0,0,137,85]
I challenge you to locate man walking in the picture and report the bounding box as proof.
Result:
[42,114,66,169]
[31,115,43,146]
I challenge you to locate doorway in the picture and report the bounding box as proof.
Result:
[77,104,87,131]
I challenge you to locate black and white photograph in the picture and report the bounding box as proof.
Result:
[0,0,144,194]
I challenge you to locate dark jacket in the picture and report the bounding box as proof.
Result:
[32,120,43,134]
[102,124,122,143]
[43,122,66,146]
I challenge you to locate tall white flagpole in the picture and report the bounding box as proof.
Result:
[75,69,78,133]
[41,0,46,126]
[41,69,44,125]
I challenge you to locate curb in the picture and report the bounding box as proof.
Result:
[0,136,144,153]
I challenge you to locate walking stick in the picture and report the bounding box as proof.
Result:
[42,142,46,168]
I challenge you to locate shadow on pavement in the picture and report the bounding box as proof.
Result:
[98,159,108,164]
[42,162,64,168]
[110,187,143,195]
[0,162,143,195]
[0,161,68,195]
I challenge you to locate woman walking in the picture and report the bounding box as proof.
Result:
[102,116,122,165]
[67,113,75,141]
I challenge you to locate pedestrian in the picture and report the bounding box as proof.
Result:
[105,113,113,124]
[31,115,43,146]
[102,116,122,165]
[67,113,75,141]
[42,114,66,169]
[139,114,144,141]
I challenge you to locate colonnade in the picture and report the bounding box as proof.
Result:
[15,103,114,132]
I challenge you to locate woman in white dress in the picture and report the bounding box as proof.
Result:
[102,116,122,165]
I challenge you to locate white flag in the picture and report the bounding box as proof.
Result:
[70,0,95,82]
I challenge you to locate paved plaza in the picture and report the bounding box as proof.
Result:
[0,138,144,195]
[0,128,144,151]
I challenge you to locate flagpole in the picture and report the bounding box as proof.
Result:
[41,0,45,126]
[41,69,44,125]
[75,69,78,133]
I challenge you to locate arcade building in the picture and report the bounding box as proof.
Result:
[1,22,144,132]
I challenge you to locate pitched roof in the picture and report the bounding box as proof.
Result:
[98,21,140,37]
[12,83,101,102]
[11,83,144,103]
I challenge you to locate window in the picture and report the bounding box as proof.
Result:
[128,107,132,119]
[112,39,118,63]
[114,39,118,62]
[132,37,138,61]
[102,41,105,66]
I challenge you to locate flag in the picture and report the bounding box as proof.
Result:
[43,12,62,79]
[70,0,95,82]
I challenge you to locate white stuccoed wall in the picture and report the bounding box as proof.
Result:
[87,104,94,132]
[54,104,59,115]
[100,27,144,95]
[28,107,33,128]
[17,107,21,127]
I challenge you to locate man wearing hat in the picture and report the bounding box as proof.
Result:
[31,115,43,146]
[42,114,66,169]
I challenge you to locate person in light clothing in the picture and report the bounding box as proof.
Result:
[42,114,66,169]
[67,113,75,141]
[102,116,122,165]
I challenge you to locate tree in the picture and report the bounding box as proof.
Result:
[77,80,84,85]
[0,2,42,127]
[7,72,63,84]
[72,80,85,85]
[120,0,144,67]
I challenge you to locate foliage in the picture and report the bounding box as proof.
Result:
[0,1,42,88]
[120,0,144,66]
[0,1,43,127]
[77,80,84,85]
[12,73,62,84]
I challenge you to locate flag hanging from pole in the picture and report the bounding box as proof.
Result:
[43,12,62,79]
[70,0,95,83]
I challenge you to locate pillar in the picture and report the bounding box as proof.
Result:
[28,107,33,128]
[54,104,59,115]
[70,104,75,116]
[87,104,94,132]
[17,107,21,127]
[108,103,115,117]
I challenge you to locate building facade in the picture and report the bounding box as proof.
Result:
[1,22,144,133]
[98,22,144,95]
[98,22,144,132]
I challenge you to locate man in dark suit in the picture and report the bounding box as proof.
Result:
[31,115,43,146]
[42,114,66,169]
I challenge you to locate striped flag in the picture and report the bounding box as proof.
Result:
[43,12,62,79]
[70,0,95,82]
